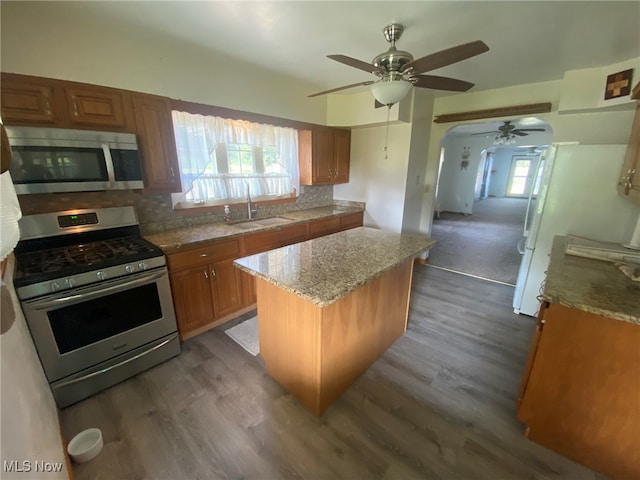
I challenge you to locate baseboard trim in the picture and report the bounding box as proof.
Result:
[426,264,516,287]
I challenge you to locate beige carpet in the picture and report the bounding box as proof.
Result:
[224,316,259,356]
[429,198,527,285]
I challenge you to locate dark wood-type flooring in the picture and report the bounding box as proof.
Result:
[61,266,604,479]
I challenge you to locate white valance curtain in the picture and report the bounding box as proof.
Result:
[171,111,299,204]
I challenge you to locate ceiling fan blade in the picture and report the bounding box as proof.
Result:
[515,128,546,132]
[513,131,529,136]
[471,130,499,136]
[308,81,374,98]
[327,54,382,74]
[413,74,474,92]
[403,40,489,75]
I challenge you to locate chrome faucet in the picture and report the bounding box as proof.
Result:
[247,185,258,220]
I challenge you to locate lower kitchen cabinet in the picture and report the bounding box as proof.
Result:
[170,266,215,336]
[166,212,364,340]
[517,302,640,480]
[167,238,248,340]
[209,258,244,318]
[169,260,244,340]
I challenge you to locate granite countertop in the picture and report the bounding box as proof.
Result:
[542,236,640,325]
[234,227,436,307]
[144,205,363,253]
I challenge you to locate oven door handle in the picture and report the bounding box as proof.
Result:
[53,334,178,388]
[27,270,167,310]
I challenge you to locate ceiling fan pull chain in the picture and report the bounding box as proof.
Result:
[384,105,391,160]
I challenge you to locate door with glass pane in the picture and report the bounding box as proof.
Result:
[507,156,536,197]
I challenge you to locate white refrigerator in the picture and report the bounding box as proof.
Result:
[513,144,640,316]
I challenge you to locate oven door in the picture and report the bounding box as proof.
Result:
[21,267,178,382]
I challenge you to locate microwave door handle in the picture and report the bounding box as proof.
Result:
[101,143,116,189]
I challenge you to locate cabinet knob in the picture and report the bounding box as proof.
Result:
[211,268,216,277]
[169,167,175,179]
[72,96,79,117]
[204,270,209,280]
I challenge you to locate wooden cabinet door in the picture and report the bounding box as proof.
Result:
[132,94,181,193]
[240,270,257,306]
[339,211,364,230]
[170,267,215,338]
[65,86,127,128]
[308,217,341,239]
[332,128,351,184]
[516,302,547,410]
[1,79,55,124]
[210,259,244,318]
[312,127,334,184]
[618,102,640,205]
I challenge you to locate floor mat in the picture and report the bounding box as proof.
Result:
[224,316,259,356]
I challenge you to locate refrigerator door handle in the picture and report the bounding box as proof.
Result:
[522,154,544,236]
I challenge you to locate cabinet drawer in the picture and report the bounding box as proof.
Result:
[244,224,307,254]
[167,239,240,271]
[308,217,340,239]
[339,212,364,230]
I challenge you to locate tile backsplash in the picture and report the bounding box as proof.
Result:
[17,185,335,234]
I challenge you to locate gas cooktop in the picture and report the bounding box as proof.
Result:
[13,207,166,300]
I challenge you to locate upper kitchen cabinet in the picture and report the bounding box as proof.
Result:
[64,86,129,128]
[0,73,136,131]
[1,74,56,124]
[299,127,351,185]
[618,93,640,206]
[132,94,182,193]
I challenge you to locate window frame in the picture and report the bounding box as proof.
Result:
[170,108,302,212]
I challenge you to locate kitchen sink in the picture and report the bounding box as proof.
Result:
[254,217,294,226]
[232,217,295,229]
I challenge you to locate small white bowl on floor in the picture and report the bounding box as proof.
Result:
[67,428,103,463]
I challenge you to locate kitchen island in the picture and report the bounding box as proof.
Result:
[234,227,435,415]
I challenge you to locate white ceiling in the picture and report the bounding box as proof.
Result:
[63,1,640,97]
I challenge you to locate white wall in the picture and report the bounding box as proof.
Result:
[333,89,435,234]
[489,149,516,197]
[401,89,434,234]
[1,258,68,479]
[0,2,326,124]
[334,123,412,232]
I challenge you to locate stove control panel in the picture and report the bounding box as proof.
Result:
[58,212,99,229]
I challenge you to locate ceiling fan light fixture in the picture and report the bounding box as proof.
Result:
[370,79,412,106]
[493,132,516,146]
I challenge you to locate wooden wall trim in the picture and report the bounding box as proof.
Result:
[433,102,552,124]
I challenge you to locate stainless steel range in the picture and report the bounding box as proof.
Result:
[13,206,180,408]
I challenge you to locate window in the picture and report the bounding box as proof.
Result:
[171,111,299,208]
[507,157,533,196]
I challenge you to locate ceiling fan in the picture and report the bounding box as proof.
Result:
[308,23,490,105]
[473,121,546,145]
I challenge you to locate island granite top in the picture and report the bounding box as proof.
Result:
[542,236,640,325]
[234,227,436,307]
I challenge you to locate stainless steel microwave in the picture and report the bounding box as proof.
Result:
[6,126,144,194]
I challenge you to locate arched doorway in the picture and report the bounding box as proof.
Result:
[430,117,553,285]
